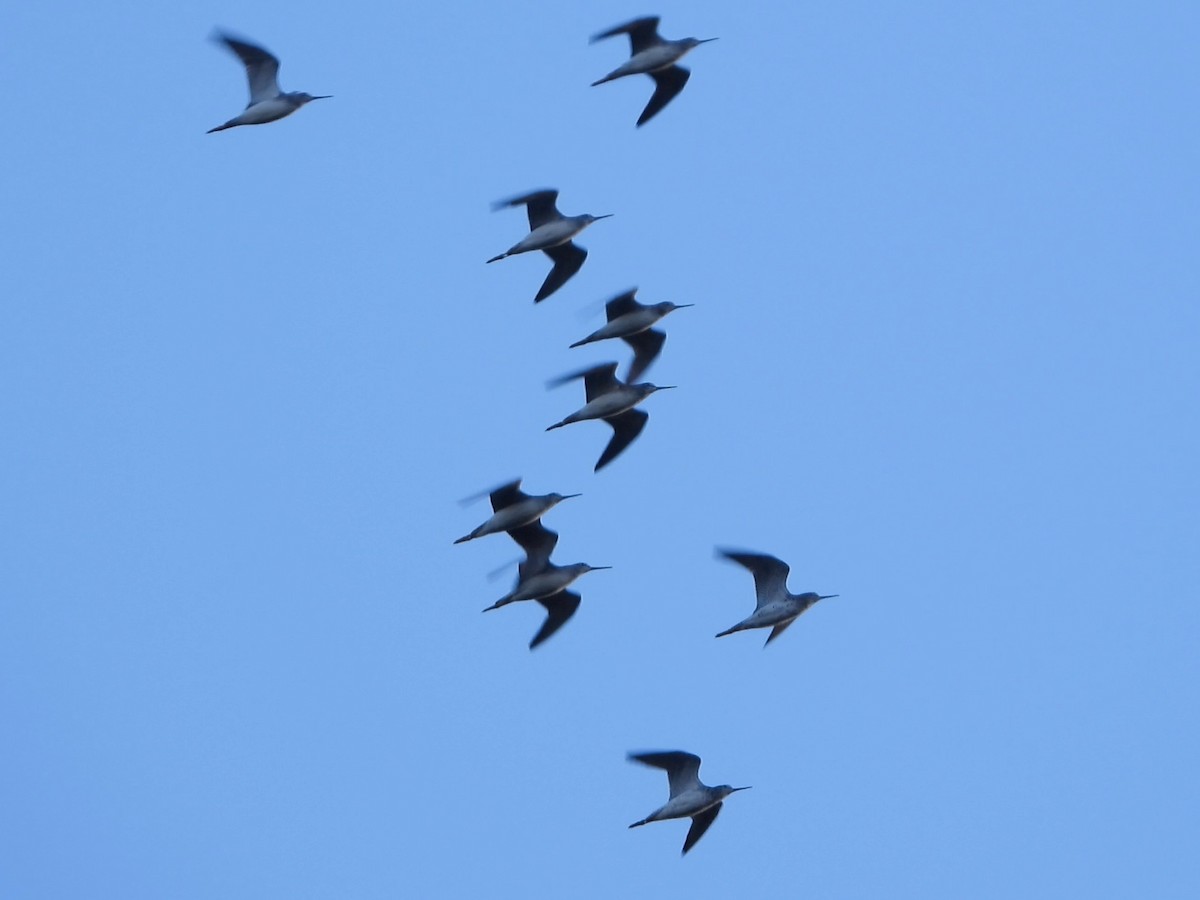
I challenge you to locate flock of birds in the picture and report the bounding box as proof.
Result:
[208,15,840,856]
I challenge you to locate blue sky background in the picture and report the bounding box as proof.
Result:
[2,1,1198,897]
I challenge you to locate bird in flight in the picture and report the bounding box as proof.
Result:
[590,17,717,127]
[715,549,839,646]
[546,363,675,471]
[207,32,329,133]
[628,750,750,855]
[487,189,612,303]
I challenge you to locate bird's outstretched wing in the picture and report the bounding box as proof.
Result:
[682,803,721,855]
[538,242,586,302]
[718,549,791,609]
[597,408,648,471]
[591,17,663,56]
[530,590,581,649]
[214,33,281,105]
[764,619,796,646]
[622,329,666,384]
[493,189,563,231]
[639,65,690,127]
[628,750,703,798]
[605,289,642,321]
[510,522,558,577]
[549,363,621,401]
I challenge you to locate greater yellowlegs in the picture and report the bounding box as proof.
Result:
[569,289,692,383]
[546,363,674,471]
[207,32,329,133]
[482,521,609,649]
[487,189,612,302]
[454,478,580,544]
[591,17,716,126]
[628,750,750,855]
[715,549,839,646]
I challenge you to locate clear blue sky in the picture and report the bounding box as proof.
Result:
[3,2,1198,897]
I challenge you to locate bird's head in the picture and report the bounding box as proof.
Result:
[639,383,677,396]
[802,593,839,604]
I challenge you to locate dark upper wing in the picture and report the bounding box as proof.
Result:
[591,17,663,55]
[537,242,586,302]
[580,363,621,401]
[764,619,796,647]
[529,590,581,649]
[622,328,666,384]
[628,750,703,797]
[604,289,642,321]
[492,189,562,231]
[717,549,791,609]
[597,409,648,471]
[548,362,621,401]
[638,65,691,127]
[511,523,558,579]
[215,33,281,104]
[488,479,527,512]
[682,804,721,855]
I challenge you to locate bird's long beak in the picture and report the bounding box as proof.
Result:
[562,493,583,500]
[654,385,678,391]
[589,565,613,571]
[593,214,615,220]
[312,95,333,100]
[731,786,752,792]
[699,38,719,44]
[819,594,840,600]
[675,304,696,309]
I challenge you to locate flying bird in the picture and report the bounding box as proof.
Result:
[628,751,750,855]
[487,190,612,303]
[454,478,580,545]
[715,549,839,646]
[482,521,610,649]
[546,363,674,471]
[590,17,717,127]
[570,288,693,383]
[207,32,329,133]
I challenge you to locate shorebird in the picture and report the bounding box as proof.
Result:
[546,363,674,471]
[487,190,612,303]
[454,478,580,545]
[628,751,750,855]
[716,549,839,646]
[591,17,717,127]
[207,32,329,133]
[570,289,693,383]
[482,521,610,648]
